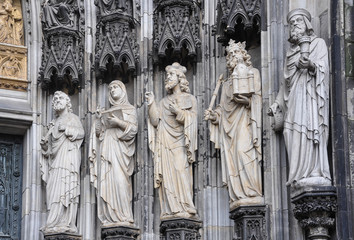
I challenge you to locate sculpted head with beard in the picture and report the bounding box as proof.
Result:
[164,62,190,94]
[287,8,314,44]
[52,91,72,115]
[226,40,252,71]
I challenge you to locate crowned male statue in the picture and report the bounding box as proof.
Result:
[205,40,263,210]
[268,8,331,187]
[145,62,198,220]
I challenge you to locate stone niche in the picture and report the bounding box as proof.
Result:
[0,0,27,92]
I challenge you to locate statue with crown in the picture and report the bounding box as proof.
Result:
[205,40,263,210]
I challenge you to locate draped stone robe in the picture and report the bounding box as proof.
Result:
[148,93,198,219]
[89,105,138,226]
[40,112,84,233]
[210,67,263,209]
[275,36,331,186]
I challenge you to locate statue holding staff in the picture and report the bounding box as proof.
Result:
[205,40,263,209]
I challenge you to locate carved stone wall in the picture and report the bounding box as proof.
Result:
[39,0,85,95]
[153,0,201,66]
[94,0,139,84]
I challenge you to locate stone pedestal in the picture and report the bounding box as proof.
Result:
[291,186,337,240]
[101,225,140,240]
[160,218,202,240]
[43,233,82,240]
[229,205,267,240]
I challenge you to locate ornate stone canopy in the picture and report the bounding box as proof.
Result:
[153,0,201,67]
[214,0,261,48]
[94,0,139,84]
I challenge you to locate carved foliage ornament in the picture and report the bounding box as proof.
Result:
[94,0,139,83]
[39,0,85,94]
[153,0,201,64]
[215,0,261,46]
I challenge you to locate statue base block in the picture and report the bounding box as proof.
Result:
[229,205,267,240]
[291,186,336,240]
[160,218,202,240]
[101,225,140,240]
[43,232,82,240]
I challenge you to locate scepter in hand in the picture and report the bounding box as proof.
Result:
[204,74,224,121]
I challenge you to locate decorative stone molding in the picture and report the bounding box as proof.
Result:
[39,0,85,95]
[153,0,201,66]
[215,0,261,47]
[160,218,202,240]
[94,0,139,83]
[101,225,140,240]
[43,232,82,240]
[229,205,267,240]
[291,186,337,240]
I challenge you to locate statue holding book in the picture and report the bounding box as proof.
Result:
[89,80,138,227]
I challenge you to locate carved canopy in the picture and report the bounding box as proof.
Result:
[94,0,139,83]
[215,0,261,47]
[39,0,85,95]
[153,0,201,66]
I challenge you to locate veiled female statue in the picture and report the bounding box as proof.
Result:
[89,80,138,226]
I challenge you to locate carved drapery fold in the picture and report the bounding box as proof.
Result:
[153,0,201,66]
[94,0,139,83]
[214,0,261,47]
[39,0,85,95]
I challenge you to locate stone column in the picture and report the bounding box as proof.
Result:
[160,218,202,240]
[43,233,82,240]
[101,226,140,240]
[291,186,337,240]
[229,205,267,240]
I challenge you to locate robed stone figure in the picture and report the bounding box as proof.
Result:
[89,80,138,226]
[205,40,263,210]
[146,62,198,220]
[40,91,84,234]
[268,8,331,187]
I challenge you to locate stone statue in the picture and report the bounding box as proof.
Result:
[96,0,127,15]
[268,8,331,187]
[0,0,23,45]
[89,80,138,227]
[146,62,198,220]
[42,0,75,29]
[40,91,84,234]
[204,40,263,210]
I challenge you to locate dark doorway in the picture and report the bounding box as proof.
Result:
[0,134,23,240]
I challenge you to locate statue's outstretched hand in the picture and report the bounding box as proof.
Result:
[145,92,155,105]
